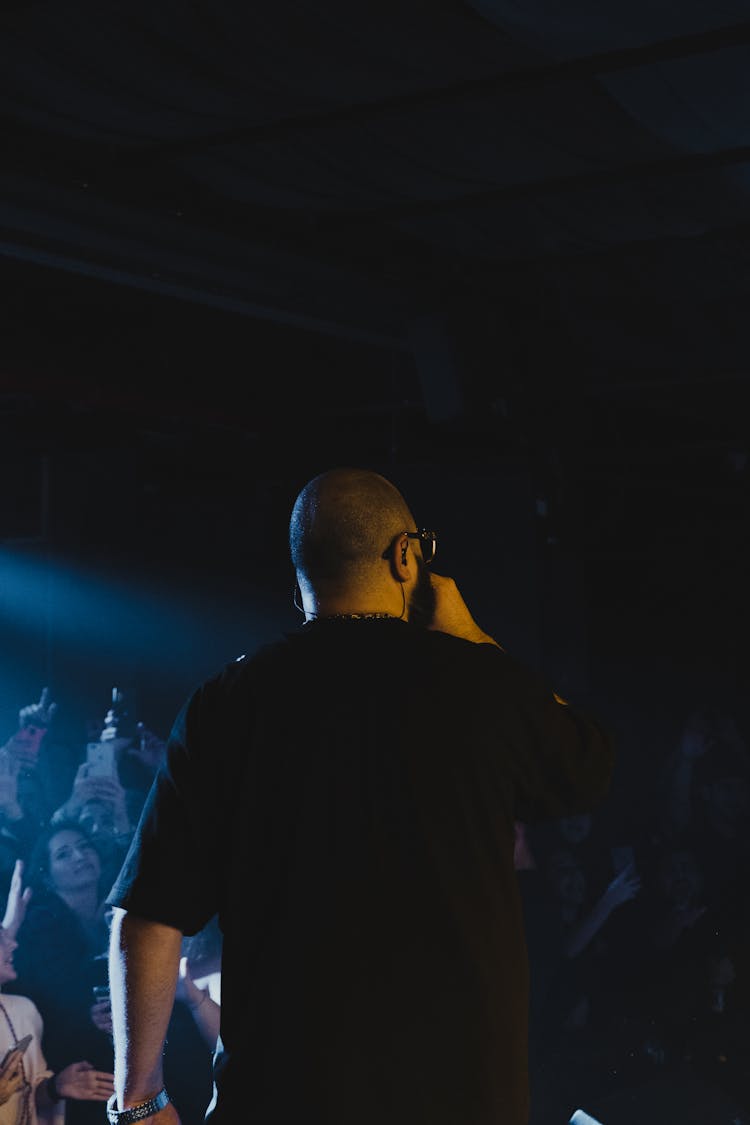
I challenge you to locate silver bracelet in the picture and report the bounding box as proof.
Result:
[106,1087,170,1123]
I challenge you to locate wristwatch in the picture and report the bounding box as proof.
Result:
[106,1088,170,1123]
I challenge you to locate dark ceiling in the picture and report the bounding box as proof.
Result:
[0,0,748,675]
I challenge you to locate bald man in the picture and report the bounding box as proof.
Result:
[106,466,615,1125]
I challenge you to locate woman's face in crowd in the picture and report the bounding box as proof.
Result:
[46,829,101,895]
[0,926,18,987]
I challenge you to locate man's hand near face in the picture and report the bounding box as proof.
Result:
[427,573,502,647]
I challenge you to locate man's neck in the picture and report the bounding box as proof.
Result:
[304,589,406,623]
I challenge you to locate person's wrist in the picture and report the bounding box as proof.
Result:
[106,1088,170,1123]
[46,1074,62,1103]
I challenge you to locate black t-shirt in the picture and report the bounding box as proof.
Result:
[108,618,615,1125]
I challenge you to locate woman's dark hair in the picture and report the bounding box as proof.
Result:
[26,817,106,895]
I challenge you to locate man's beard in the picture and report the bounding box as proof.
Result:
[408,557,436,629]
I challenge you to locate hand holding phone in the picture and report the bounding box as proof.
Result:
[91,985,113,1037]
[86,741,117,778]
[1,1034,32,1070]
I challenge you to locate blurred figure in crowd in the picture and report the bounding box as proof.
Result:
[7,821,118,1125]
[0,860,113,1123]
[0,690,66,859]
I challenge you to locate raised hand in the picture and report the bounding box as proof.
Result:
[90,993,113,1037]
[601,863,641,912]
[62,762,102,817]
[1,859,32,938]
[18,687,57,730]
[130,723,167,773]
[53,1060,114,1102]
[2,688,57,769]
[55,763,131,835]
[679,904,708,929]
[654,903,708,949]
[427,573,502,647]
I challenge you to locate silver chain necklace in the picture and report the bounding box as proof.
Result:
[303,612,396,625]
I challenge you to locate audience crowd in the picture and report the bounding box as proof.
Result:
[0,685,747,1123]
[0,688,221,1125]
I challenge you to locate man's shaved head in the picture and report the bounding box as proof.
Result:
[289,467,415,590]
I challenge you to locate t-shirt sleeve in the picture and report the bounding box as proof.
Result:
[480,647,616,823]
[106,675,230,934]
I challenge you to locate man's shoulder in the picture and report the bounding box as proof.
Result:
[414,626,509,667]
[196,635,298,698]
[197,627,506,699]
[206,633,291,672]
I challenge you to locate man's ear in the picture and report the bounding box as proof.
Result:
[388,535,410,581]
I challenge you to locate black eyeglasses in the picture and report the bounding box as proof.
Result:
[404,529,437,565]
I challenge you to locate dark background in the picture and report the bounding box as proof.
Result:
[1,0,748,815]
